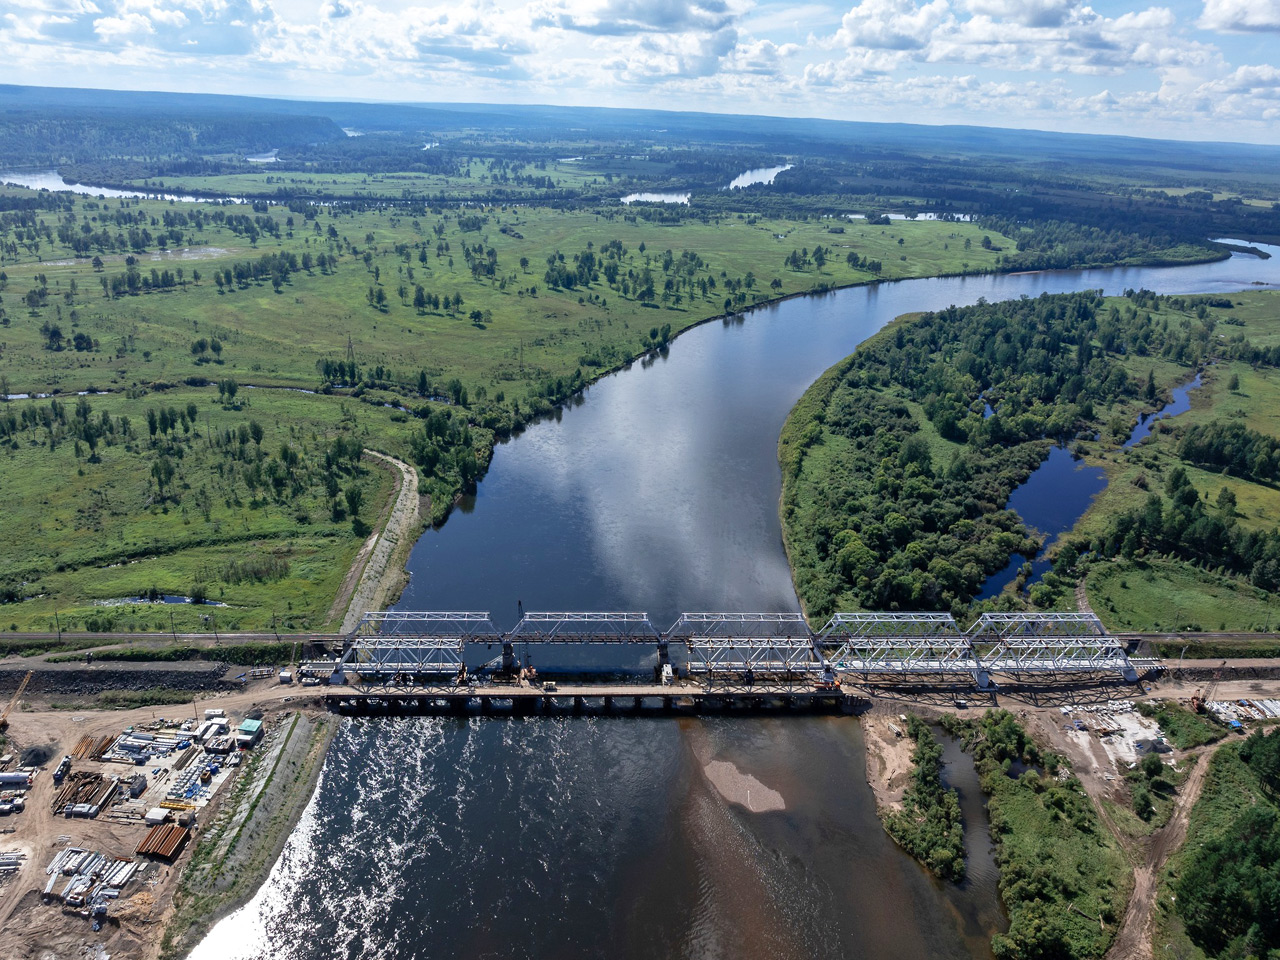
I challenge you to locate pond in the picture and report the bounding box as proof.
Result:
[976,447,1108,601]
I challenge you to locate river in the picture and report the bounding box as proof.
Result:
[193,242,1280,960]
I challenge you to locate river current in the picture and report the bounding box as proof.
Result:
[193,243,1280,960]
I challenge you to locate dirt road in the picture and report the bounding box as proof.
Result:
[329,451,420,634]
[1105,743,1218,960]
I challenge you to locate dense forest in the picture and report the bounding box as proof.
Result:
[1173,730,1280,958]
[779,290,1280,619]
[4,85,1279,271]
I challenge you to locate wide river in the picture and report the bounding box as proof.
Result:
[193,243,1280,960]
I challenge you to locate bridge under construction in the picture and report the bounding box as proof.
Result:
[319,610,1155,699]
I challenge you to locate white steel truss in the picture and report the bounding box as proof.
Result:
[969,613,1136,679]
[816,613,974,674]
[509,612,658,642]
[349,611,500,640]
[343,611,497,677]
[333,611,1144,684]
[665,612,811,640]
[686,637,819,674]
[670,613,818,676]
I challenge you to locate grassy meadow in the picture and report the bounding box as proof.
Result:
[1073,292,1280,631]
[0,180,1014,630]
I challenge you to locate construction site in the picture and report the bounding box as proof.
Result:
[0,612,1275,958]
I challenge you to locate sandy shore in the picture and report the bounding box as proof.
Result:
[861,712,917,815]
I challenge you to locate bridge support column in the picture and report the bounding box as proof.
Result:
[603,696,613,712]
[974,669,993,691]
[573,696,584,713]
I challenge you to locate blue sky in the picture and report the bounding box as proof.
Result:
[4,0,1280,142]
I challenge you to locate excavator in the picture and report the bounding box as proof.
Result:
[0,671,33,731]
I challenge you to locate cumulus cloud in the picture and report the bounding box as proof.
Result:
[964,0,1074,28]
[1199,0,1280,33]
[834,0,949,51]
[530,0,737,36]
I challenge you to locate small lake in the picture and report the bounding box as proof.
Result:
[620,191,690,204]
[976,447,1107,600]
[726,164,793,190]
[979,367,1207,600]
[1125,373,1202,448]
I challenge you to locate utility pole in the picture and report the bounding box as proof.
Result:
[54,609,62,641]
[170,610,178,642]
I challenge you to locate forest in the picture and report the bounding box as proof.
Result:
[779,289,1280,620]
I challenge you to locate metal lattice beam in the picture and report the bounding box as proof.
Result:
[969,613,1134,678]
[666,612,811,640]
[686,638,819,674]
[509,612,658,642]
[349,610,499,640]
[815,613,973,674]
[818,612,963,643]
[342,611,496,679]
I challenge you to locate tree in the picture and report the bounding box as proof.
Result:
[345,485,363,517]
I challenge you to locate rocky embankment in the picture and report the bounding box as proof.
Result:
[0,661,236,695]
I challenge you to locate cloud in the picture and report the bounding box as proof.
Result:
[834,0,949,51]
[964,0,1074,28]
[531,0,737,36]
[1199,0,1280,33]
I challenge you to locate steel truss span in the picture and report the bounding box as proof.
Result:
[336,610,1143,686]
[342,611,498,678]
[670,613,817,675]
[817,613,971,675]
[509,611,659,642]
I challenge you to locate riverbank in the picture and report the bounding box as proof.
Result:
[155,708,337,960]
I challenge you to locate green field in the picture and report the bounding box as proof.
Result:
[0,182,1020,629]
[1072,294,1280,631]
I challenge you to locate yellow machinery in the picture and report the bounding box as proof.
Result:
[0,671,33,731]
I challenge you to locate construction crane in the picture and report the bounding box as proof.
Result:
[0,671,33,731]
[1193,661,1226,714]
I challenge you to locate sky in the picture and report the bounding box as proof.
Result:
[3,0,1280,143]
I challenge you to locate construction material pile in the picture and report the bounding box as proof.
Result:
[136,823,189,859]
[104,730,192,764]
[43,847,140,910]
[0,851,26,878]
[72,735,115,761]
[51,772,118,818]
